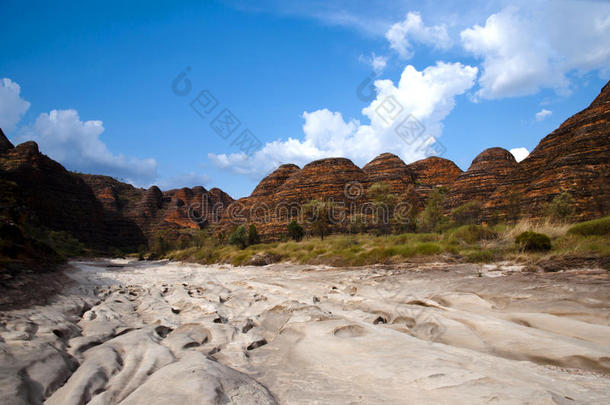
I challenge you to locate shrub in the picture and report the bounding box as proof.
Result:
[567,217,610,236]
[547,192,575,222]
[451,201,483,225]
[515,231,551,251]
[464,249,497,263]
[46,230,86,257]
[247,224,261,245]
[287,220,305,241]
[228,225,248,249]
[217,232,225,243]
[450,225,498,244]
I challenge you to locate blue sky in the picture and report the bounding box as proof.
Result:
[1,0,609,198]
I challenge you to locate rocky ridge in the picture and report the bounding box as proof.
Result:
[483,82,610,221]
[1,81,609,247]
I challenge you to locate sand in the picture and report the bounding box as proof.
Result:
[0,259,609,404]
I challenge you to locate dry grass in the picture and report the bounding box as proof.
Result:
[162,219,609,268]
[501,219,571,241]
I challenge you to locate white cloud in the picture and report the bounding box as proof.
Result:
[385,12,452,59]
[0,78,31,132]
[359,52,387,73]
[209,61,477,179]
[17,109,157,185]
[535,108,552,122]
[461,3,610,99]
[510,147,529,162]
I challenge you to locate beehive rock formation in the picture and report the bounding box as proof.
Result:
[79,175,234,237]
[218,158,370,238]
[445,148,518,210]
[362,153,416,195]
[483,81,610,221]
[1,81,609,250]
[251,164,300,198]
[407,156,463,202]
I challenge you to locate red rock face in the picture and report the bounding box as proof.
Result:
[218,158,370,239]
[483,81,610,221]
[79,176,234,237]
[251,164,300,198]
[407,157,463,201]
[408,157,463,189]
[0,141,146,250]
[362,153,416,195]
[445,148,517,210]
[0,133,235,251]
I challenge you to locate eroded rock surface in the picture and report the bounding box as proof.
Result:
[483,82,610,221]
[1,259,609,404]
[408,156,463,199]
[445,148,518,210]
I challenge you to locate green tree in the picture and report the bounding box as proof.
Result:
[367,182,397,235]
[303,199,335,240]
[228,225,247,249]
[287,220,305,241]
[247,224,261,245]
[421,188,446,232]
[547,192,575,222]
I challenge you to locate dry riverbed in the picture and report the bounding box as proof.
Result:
[1,259,609,404]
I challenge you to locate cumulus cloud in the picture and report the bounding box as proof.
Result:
[510,147,529,162]
[209,61,477,179]
[0,78,31,132]
[535,108,552,122]
[359,52,388,73]
[17,109,157,185]
[461,3,610,99]
[385,12,452,59]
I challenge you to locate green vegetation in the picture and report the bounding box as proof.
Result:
[24,225,86,258]
[546,192,575,222]
[368,182,396,235]
[157,216,609,269]
[515,231,552,251]
[228,225,248,249]
[451,201,482,226]
[449,225,498,244]
[567,216,610,236]
[420,188,447,232]
[132,183,607,269]
[303,199,335,240]
[247,224,261,246]
[287,220,305,241]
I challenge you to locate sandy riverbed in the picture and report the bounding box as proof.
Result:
[1,259,609,404]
